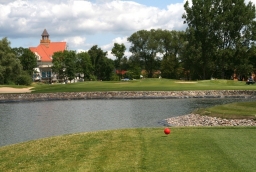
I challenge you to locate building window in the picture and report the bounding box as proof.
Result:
[42,71,51,78]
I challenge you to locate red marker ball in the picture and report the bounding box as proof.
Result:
[164,128,171,135]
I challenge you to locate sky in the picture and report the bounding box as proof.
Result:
[0,0,255,59]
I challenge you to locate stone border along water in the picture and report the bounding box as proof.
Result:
[0,90,256,103]
[166,114,256,127]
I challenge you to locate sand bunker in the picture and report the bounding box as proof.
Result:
[0,87,33,93]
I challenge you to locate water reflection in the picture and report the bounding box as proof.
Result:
[0,98,255,147]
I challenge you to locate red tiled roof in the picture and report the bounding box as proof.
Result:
[29,42,66,62]
[116,70,127,75]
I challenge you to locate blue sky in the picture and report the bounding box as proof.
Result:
[129,0,183,9]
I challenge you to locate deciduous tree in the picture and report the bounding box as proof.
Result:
[182,0,256,79]
[111,43,126,80]
[76,51,93,80]
[0,38,22,84]
[12,47,37,75]
[88,45,114,80]
[128,29,160,78]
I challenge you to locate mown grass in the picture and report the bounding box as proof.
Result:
[29,79,255,93]
[1,79,256,171]
[1,127,256,172]
[194,101,256,119]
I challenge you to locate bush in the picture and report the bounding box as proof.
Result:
[89,75,97,81]
[110,74,119,81]
[15,74,32,86]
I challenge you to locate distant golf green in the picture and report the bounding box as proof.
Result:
[30,79,255,93]
[1,127,256,171]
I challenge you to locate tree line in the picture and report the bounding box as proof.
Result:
[1,0,256,85]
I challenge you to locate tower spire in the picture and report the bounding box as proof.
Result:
[40,29,50,47]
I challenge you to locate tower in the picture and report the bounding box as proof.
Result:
[40,29,51,47]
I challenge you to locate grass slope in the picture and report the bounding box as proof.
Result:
[1,127,256,172]
[194,101,256,119]
[30,79,255,93]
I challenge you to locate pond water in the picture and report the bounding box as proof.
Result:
[0,98,255,147]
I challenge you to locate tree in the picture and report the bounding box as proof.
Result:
[248,45,256,73]
[0,37,22,84]
[52,50,77,82]
[127,55,143,79]
[97,57,115,81]
[13,47,37,75]
[111,43,126,80]
[183,0,218,79]
[76,51,93,80]
[159,30,186,79]
[64,50,77,82]
[128,29,160,78]
[52,51,65,80]
[88,45,111,80]
[182,0,256,80]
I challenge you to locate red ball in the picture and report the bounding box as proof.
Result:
[164,128,171,135]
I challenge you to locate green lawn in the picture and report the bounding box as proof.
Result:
[29,79,255,93]
[194,101,256,119]
[1,127,256,172]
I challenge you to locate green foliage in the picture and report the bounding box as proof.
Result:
[52,51,66,80]
[88,45,114,80]
[98,57,115,81]
[76,51,93,80]
[127,65,141,79]
[89,75,97,81]
[128,29,186,79]
[52,50,77,81]
[183,0,256,80]
[63,50,77,81]
[12,47,37,75]
[111,43,126,64]
[110,74,119,81]
[15,73,33,86]
[0,37,23,84]
[128,29,159,78]
[111,43,126,80]
[159,30,186,79]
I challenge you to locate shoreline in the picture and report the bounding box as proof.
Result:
[166,114,256,127]
[1,90,256,103]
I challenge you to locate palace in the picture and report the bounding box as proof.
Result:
[29,29,66,81]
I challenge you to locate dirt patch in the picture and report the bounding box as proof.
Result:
[0,87,33,93]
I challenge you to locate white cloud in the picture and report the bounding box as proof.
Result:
[0,0,185,37]
[2,0,255,60]
[63,36,86,46]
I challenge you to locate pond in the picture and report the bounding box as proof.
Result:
[0,98,255,147]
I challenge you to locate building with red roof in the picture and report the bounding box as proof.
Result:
[29,29,66,81]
